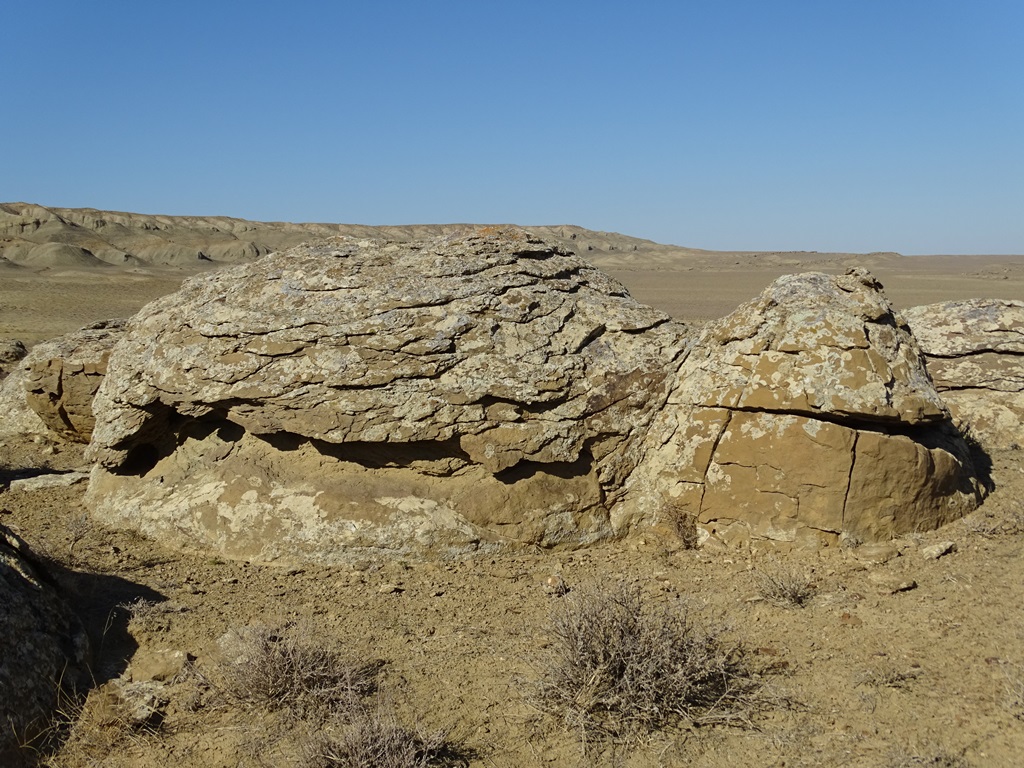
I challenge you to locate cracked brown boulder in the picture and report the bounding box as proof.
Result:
[0,322,126,442]
[903,299,1024,451]
[620,269,984,545]
[86,228,688,562]
[18,319,127,442]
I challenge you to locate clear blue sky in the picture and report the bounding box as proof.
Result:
[3,1,1022,254]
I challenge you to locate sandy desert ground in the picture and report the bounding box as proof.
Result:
[2,224,1024,767]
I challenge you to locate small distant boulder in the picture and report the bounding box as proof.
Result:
[0,339,27,379]
[19,319,127,443]
[0,320,126,442]
[904,299,1024,451]
[622,269,983,546]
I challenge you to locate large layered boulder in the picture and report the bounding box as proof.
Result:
[620,269,984,545]
[0,524,90,766]
[903,299,1024,451]
[86,229,688,562]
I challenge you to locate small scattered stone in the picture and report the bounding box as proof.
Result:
[921,541,957,560]
[8,471,90,492]
[129,648,189,683]
[853,543,900,565]
[868,572,918,594]
[110,679,169,727]
[378,583,403,594]
[543,574,569,596]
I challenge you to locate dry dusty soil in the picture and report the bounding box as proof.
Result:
[2,250,1024,767]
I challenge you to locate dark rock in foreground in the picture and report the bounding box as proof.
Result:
[0,524,89,765]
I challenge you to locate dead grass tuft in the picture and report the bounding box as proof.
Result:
[36,683,165,768]
[300,699,468,768]
[118,597,185,635]
[856,662,921,690]
[63,512,93,567]
[665,505,701,549]
[887,743,970,767]
[751,560,816,608]
[522,580,760,747]
[1004,664,1024,719]
[215,624,377,720]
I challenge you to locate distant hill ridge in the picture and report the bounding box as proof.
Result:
[0,202,901,271]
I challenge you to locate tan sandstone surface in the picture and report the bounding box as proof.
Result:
[1,206,1023,767]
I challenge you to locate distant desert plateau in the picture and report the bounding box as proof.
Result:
[2,202,1022,344]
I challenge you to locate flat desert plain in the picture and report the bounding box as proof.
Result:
[3,248,1023,343]
[2,236,1024,768]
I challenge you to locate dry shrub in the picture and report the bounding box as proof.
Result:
[37,683,165,768]
[855,662,921,690]
[1004,664,1024,719]
[301,699,466,768]
[665,505,700,550]
[215,624,377,720]
[215,623,471,765]
[888,743,969,767]
[751,559,815,608]
[118,597,185,635]
[523,581,758,745]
